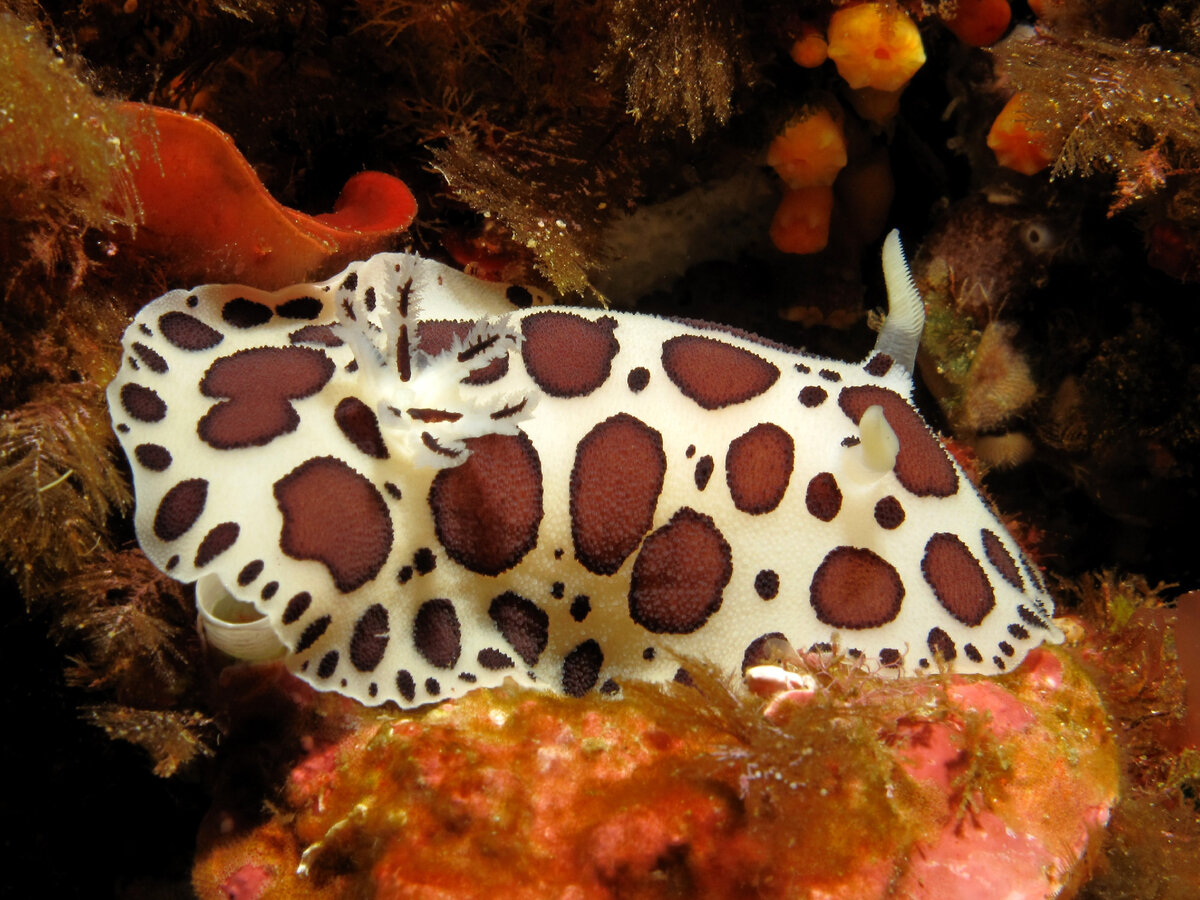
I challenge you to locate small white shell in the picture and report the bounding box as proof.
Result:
[744,665,818,697]
[196,574,286,662]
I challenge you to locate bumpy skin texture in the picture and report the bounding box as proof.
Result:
[108,253,1062,708]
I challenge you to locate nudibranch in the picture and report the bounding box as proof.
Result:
[107,232,1062,708]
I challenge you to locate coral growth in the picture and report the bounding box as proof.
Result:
[193,651,1117,899]
[1063,573,1200,900]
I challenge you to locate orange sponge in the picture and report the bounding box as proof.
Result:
[767,108,848,189]
[789,24,828,68]
[987,93,1059,175]
[827,3,926,92]
[942,0,1012,47]
[770,186,834,255]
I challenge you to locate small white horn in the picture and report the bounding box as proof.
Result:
[859,405,900,473]
[843,404,900,484]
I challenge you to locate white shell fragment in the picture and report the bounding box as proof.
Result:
[196,574,286,662]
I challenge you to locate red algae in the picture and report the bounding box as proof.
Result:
[193,648,1118,899]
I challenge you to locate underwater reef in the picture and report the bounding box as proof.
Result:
[3,0,1199,896]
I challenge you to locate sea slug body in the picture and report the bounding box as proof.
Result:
[107,232,1062,708]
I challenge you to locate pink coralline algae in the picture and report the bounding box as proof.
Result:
[889,656,1113,898]
[217,863,272,900]
[193,647,1118,899]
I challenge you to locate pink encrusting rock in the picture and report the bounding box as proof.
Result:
[192,646,1118,899]
[891,652,1116,899]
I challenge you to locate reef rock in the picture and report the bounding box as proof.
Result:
[193,647,1117,899]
